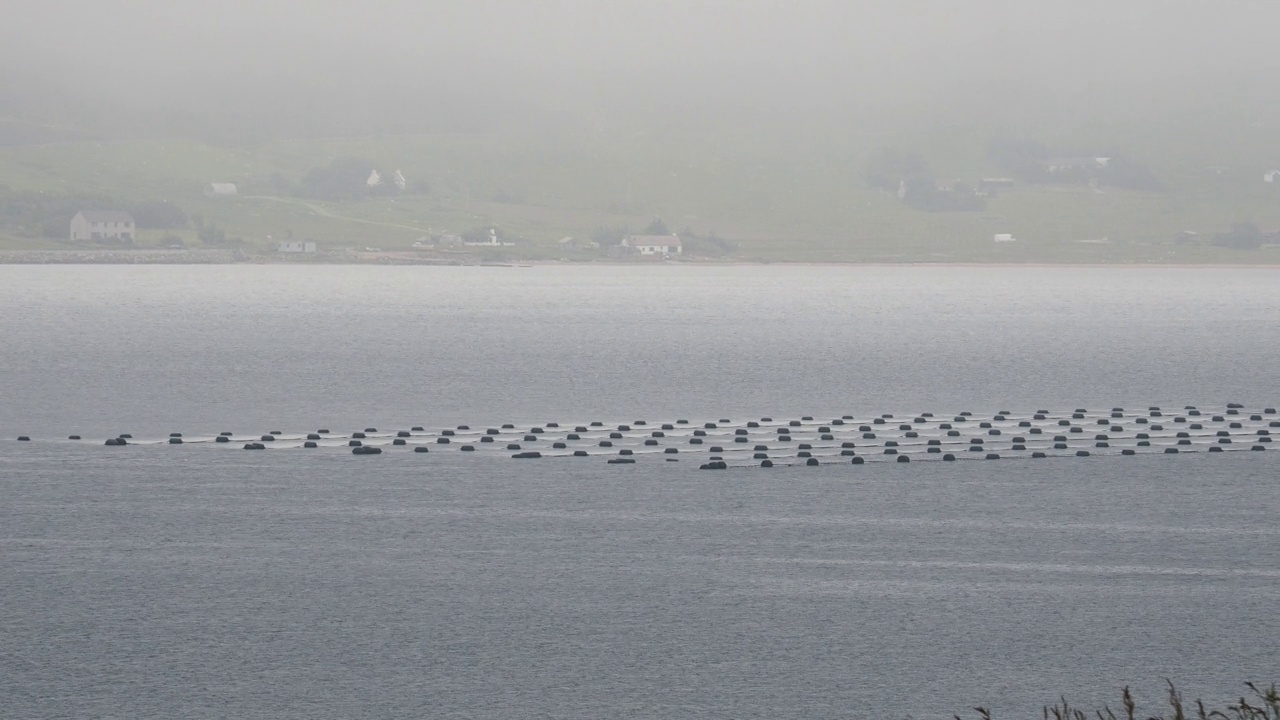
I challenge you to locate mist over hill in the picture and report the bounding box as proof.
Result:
[6,0,1279,143]
[4,1,1280,261]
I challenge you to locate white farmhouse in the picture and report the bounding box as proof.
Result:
[621,234,682,256]
[70,210,135,242]
[277,241,317,253]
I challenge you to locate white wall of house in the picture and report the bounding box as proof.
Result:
[635,244,680,254]
[70,211,135,242]
[277,241,317,253]
[69,214,91,241]
[622,235,682,255]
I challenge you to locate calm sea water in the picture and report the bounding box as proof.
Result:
[1,265,1278,718]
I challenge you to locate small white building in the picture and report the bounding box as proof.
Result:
[204,183,238,196]
[463,228,514,247]
[621,234,682,256]
[70,210,135,242]
[993,233,1017,243]
[277,241,317,253]
[1265,170,1280,183]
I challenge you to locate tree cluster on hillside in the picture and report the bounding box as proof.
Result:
[985,137,1050,181]
[865,148,929,193]
[192,216,243,247]
[0,188,191,240]
[987,137,1164,191]
[300,158,379,200]
[1214,222,1268,250]
[643,218,671,236]
[865,148,986,212]
[591,224,629,250]
[680,228,738,257]
[0,188,109,238]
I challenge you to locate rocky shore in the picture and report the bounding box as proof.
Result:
[0,249,494,265]
[0,249,242,264]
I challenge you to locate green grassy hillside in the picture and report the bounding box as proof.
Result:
[3,126,1280,262]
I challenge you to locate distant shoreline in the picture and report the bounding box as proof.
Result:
[1,249,1279,269]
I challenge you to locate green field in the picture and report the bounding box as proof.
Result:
[3,126,1280,263]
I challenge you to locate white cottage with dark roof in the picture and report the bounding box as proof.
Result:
[70,210,135,242]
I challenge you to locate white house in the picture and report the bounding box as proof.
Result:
[204,183,238,196]
[277,241,317,253]
[1265,170,1280,183]
[621,234,682,256]
[70,210,135,242]
[993,233,1017,243]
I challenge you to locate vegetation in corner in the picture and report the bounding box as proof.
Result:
[953,681,1278,720]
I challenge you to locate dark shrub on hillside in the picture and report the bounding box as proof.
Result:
[865,147,929,192]
[987,137,1049,179]
[300,157,380,200]
[193,216,242,246]
[591,225,629,251]
[299,157,412,200]
[988,136,1164,191]
[681,230,738,257]
[1099,154,1164,191]
[644,218,671,235]
[1215,222,1264,250]
[0,188,113,238]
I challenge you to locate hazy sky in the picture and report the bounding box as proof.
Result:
[4,0,1279,136]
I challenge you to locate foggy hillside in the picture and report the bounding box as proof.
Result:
[5,1,1280,262]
